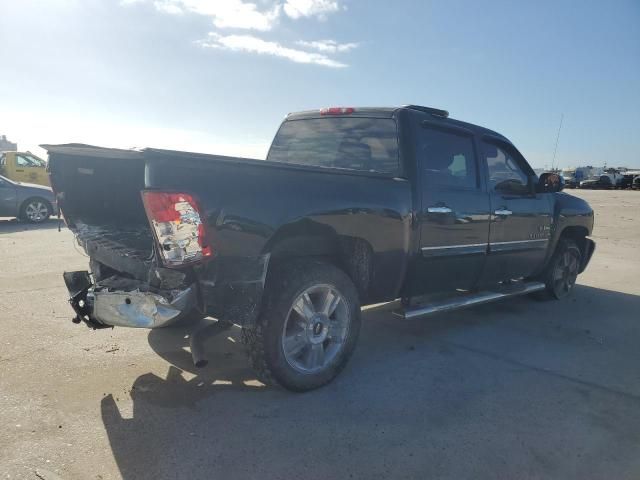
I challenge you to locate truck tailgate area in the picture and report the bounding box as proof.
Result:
[74,222,154,280]
[45,144,153,279]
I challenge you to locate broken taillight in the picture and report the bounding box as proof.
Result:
[141,191,213,266]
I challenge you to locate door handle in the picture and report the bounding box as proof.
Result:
[427,206,453,214]
[494,209,513,216]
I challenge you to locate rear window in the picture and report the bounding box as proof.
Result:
[267,117,399,174]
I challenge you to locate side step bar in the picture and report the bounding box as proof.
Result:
[394,281,545,320]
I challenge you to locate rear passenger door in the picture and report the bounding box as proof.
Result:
[478,139,553,285]
[410,119,491,295]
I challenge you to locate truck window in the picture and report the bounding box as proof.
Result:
[16,153,45,168]
[268,117,399,174]
[481,142,529,193]
[418,126,478,189]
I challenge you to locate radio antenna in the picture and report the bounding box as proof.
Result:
[551,113,564,171]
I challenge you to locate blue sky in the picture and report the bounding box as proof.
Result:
[2,0,639,168]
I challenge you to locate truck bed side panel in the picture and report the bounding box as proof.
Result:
[145,155,413,303]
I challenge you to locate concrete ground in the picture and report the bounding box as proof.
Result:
[1,189,639,480]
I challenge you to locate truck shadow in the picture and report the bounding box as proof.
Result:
[0,217,61,233]
[100,284,640,479]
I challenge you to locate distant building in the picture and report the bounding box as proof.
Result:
[0,135,17,151]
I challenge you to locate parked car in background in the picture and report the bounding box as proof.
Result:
[619,174,637,189]
[580,175,613,189]
[0,151,50,186]
[602,168,625,188]
[562,167,590,188]
[634,176,640,190]
[0,174,57,223]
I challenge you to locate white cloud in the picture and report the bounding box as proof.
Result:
[283,0,340,19]
[124,0,345,28]
[122,0,355,67]
[127,0,282,31]
[198,33,347,68]
[295,39,358,53]
[153,0,184,15]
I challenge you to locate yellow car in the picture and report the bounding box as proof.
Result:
[0,151,50,186]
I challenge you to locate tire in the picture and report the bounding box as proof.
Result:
[242,259,361,392]
[20,197,52,223]
[536,238,582,300]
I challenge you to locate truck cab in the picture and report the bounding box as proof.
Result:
[0,151,50,186]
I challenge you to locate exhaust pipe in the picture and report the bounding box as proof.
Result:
[190,319,233,368]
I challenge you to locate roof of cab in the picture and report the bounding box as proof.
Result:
[285,105,510,143]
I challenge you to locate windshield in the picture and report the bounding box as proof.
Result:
[268,117,399,174]
[16,153,46,168]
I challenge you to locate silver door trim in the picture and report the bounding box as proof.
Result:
[427,206,453,214]
[489,238,549,253]
[421,243,488,257]
[491,239,548,246]
[421,243,487,251]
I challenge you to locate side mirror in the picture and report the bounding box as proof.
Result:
[538,172,564,193]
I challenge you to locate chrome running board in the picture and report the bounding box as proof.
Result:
[394,281,545,320]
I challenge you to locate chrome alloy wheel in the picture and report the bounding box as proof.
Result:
[25,201,49,223]
[552,249,580,298]
[281,284,350,374]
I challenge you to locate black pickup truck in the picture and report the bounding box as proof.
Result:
[45,105,595,391]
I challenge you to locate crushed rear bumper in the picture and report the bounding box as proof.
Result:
[63,271,196,329]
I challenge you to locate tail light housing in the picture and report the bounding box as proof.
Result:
[141,191,213,266]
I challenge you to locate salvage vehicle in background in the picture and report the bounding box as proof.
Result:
[580,175,613,189]
[0,174,57,223]
[45,105,595,391]
[619,173,639,189]
[0,151,50,186]
[562,167,590,189]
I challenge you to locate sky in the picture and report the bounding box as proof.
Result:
[1,0,639,169]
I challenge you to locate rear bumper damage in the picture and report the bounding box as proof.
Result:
[63,271,196,329]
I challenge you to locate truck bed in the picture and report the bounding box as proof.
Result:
[45,143,413,304]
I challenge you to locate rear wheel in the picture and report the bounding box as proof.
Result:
[20,198,52,223]
[242,260,361,392]
[538,239,582,300]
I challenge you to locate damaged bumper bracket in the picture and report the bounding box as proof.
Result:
[63,271,110,329]
[63,271,197,329]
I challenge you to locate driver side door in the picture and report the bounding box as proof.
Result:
[477,139,554,286]
[0,177,18,216]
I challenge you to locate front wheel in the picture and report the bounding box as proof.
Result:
[20,198,52,223]
[242,260,361,392]
[539,239,582,299]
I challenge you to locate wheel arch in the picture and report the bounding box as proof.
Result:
[558,225,594,273]
[559,225,589,249]
[264,222,374,303]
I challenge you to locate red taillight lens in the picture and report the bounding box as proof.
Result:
[141,191,213,266]
[320,107,355,115]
